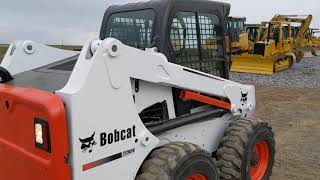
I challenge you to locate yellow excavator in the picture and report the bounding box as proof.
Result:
[305,28,320,56]
[310,29,320,45]
[269,15,313,62]
[231,15,312,75]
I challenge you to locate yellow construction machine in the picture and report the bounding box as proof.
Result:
[245,23,266,52]
[269,15,313,62]
[231,14,312,75]
[311,29,320,45]
[306,28,320,56]
[206,16,249,65]
[246,24,261,42]
[225,17,249,54]
[231,21,295,74]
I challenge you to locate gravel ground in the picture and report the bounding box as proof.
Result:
[230,56,320,88]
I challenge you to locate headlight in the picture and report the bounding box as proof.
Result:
[34,118,51,153]
[35,123,43,144]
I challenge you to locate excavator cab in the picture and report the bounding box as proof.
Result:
[226,16,249,54]
[227,17,246,43]
[246,24,261,42]
[245,23,265,52]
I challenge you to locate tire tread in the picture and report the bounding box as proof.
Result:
[217,118,275,180]
[135,142,206,180]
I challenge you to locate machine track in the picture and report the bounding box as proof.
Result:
[274,56,293,72]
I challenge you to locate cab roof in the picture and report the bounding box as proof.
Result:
[100,0,230,39]
[245,24,261,27]
[104,0,230,15]
[228,16,246,21]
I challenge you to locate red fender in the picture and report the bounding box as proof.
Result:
[0,84,71,180]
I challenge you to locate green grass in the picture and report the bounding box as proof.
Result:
[0,44,81,63]
[0,45,9,62]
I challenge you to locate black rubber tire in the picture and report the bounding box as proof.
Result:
[135,142,219,180]
[0,66,13,83]
[217,119,275,180]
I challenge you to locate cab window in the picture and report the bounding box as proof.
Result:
[105,9,155,50]
[169,11,226,77]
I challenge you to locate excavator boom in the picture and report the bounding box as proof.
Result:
[270,15,313,50]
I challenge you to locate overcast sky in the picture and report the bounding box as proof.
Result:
[0,0,319,45]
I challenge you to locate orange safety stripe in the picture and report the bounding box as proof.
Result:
[179,90,231,111]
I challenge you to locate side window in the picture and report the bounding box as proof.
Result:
[199,13,225,76]
[169,11,226,77]
[170,12,200,70]
[106,10,155,50]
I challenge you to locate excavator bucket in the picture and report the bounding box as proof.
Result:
[294,49,304,63]
[231,54,275,75]
[311,46,320,56]
[301,45,314,58]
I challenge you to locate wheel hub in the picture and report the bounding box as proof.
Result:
[249,140,270,180]
[187,173,207,180]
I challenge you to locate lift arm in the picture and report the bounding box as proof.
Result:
[269,15,313,49]
[62,38,256,118]
[2,38,256,118]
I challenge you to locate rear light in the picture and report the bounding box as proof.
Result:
[34,118,51,153]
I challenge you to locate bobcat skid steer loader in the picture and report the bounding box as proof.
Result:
[0,0,275,180]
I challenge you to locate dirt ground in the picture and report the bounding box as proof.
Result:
[253,86,320,180]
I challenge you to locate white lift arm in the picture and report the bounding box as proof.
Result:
[1,40,79,75]
[65,38,255,118]
[1,38,255,117]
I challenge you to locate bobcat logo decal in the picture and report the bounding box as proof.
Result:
[79,132,97,153]
[241,92,248,102]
